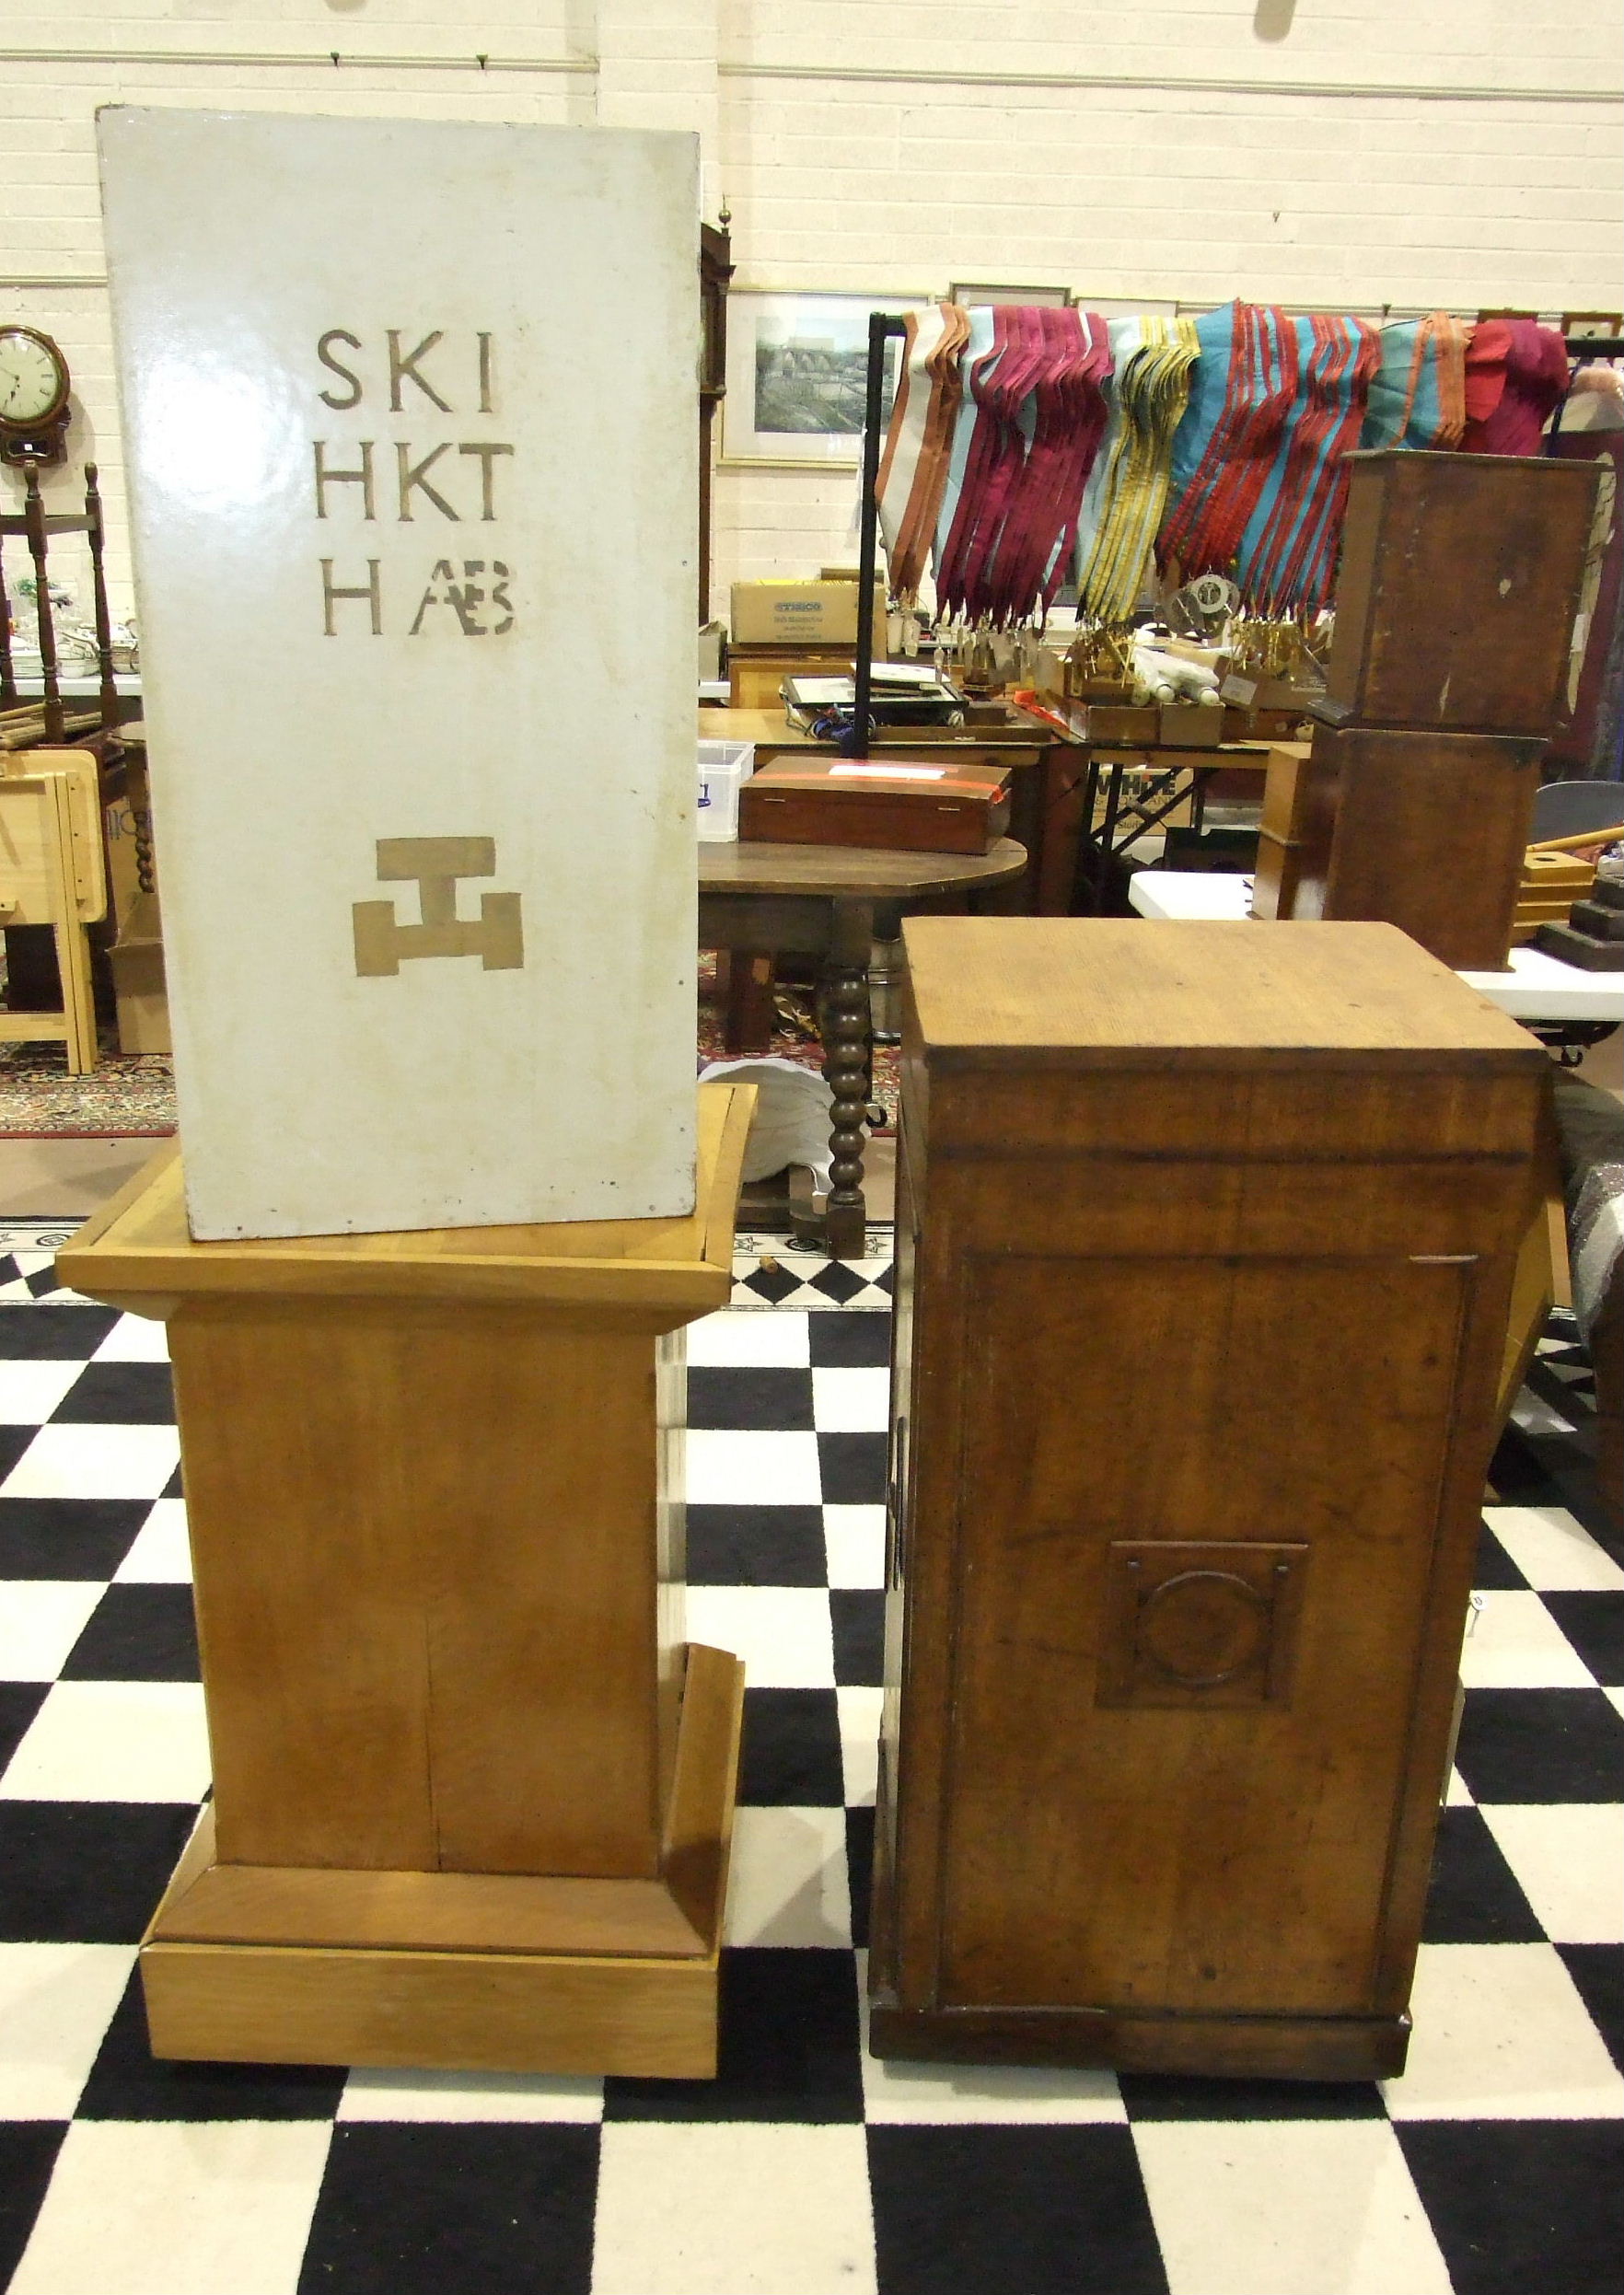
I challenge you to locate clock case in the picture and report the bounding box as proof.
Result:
[0,325,72,468]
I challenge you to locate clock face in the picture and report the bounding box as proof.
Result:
[0,329,67,429]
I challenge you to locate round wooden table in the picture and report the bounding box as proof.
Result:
[698,836,1028,1255]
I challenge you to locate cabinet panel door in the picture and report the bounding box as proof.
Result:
[939,1249,1472,2016]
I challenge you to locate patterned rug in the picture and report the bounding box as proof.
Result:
[0,1041,176,1140]
[0,962,899,1139]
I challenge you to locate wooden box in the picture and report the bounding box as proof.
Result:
[1512,852,1594,945]
[1073,703,1161,745]
[1158,702,1227,748]
[726,644,853,710]
[1326,450,1600,736]
[871,919,1545,2081]
[738,764,1011,855]
[1295,726,1544,969]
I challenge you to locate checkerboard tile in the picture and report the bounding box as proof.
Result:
[0,1216,1620,2293]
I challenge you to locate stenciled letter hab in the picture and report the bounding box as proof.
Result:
[311,328,516,639]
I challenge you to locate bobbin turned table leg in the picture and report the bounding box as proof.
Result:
[819,899,874,1258]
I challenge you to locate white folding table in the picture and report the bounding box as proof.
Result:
[1127,869,1624,1026]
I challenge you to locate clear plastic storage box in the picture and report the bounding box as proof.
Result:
[697,740,754,842]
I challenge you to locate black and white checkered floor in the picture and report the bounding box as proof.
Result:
[0,1214,1621,2294]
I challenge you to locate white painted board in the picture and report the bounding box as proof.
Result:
[99,109,699,1239]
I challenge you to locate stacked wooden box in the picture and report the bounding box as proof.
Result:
[1513,852,1595,945]
[1256,451,1602,970]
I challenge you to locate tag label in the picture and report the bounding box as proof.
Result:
[830,763,947,781]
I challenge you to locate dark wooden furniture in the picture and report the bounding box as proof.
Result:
[871,917,1545,2080]
[697,838,1027,1255]
[1327,449,1601,735]
[738,764,1010,855]
[698,707,1065,915]
[1289,450,1604,968]
[1288,725,1545,968]
[0,460,121,736]
[698,214,732,626]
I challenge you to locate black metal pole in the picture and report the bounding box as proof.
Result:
[842,312,908,759]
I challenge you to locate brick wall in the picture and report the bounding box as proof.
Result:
[3,1,1619,621]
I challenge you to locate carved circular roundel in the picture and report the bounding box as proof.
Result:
[1136,1569,1270,1688]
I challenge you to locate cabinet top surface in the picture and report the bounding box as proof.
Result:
[699,837,1027,898]
[902,919,1545,1067]
[55,1084,753,1315]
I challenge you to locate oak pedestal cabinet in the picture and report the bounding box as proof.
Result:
[870,921,1546,2081]
[57,1084,754,2081]
[1286,449,1604,970]
[1288,724,1547,971]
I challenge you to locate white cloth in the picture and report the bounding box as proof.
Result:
[697,1058,834,1192]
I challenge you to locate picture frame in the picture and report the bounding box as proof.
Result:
[950,284,1072,309]
[721,291,929,467]
[1076,296,1180,319]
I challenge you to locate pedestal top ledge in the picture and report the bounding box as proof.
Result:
[58,1082,755,1319]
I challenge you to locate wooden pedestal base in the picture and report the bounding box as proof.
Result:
[141,1643,744,2080]
[867,2001,1409,2083]
[61,1087,757,2081]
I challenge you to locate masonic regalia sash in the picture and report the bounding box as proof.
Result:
[1078,315,1201,622]
[876,301,971,604]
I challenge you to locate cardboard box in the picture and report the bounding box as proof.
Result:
[731,580,887,646]
[109,890,171,1054]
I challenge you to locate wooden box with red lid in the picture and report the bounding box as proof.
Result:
[737,761,1011,855]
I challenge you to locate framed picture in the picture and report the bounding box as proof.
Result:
[1075,296,1179,319]
[950,284,1072,309]
[721,292,928,466]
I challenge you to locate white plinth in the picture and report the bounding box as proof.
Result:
[99,110,700,1239]
[1127,869,1624,1023]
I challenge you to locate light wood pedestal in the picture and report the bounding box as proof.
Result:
[57,1084,755,2080]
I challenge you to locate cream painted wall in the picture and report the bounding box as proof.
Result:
[4,0,1621,620]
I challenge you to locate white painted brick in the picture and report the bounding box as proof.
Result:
[2,3,1618,599]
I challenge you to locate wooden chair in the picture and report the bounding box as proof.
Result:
[0,750,107,1074]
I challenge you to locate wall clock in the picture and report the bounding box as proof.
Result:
[0,326,72,466]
